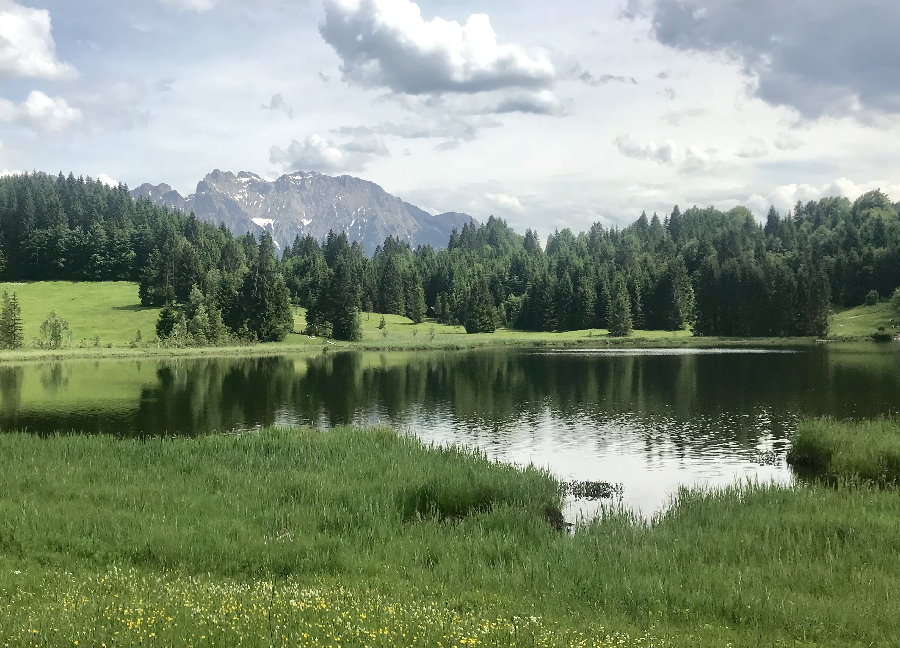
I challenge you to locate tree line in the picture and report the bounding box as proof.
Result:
[1,172,899,344]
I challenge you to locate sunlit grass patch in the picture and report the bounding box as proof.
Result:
[0,568,664,648]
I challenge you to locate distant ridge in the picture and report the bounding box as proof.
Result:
[131,170,476,253]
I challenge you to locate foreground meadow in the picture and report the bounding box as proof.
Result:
[1,427,899,646]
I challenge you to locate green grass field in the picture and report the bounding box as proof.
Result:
[831,301,897,338]
[0,281,160,347]
[1,427,899,647]
[0,281,891,361]
[788,418,900,482]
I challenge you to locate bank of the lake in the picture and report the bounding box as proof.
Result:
[1,427,899,647]
[0,280,892,363]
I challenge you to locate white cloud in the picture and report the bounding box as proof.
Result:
[485,192,523,212]
[491,89,566,116]
[745,178,900,215]
[96,173,118,187]
[0,91,82,132]
[261,93,294,119]
[737,138,769,159]
[19,91,82,132]
[615,135,677,165]
[0,1,76,80]
[319,0,556,95]
[774,133,804,151]
[270,133,388,173]
[682,146,716,172]
[160,0,217,12]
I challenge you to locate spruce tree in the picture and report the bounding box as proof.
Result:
[607,274,633,337]
[0,291,23,349]
[463,278,497,334]
[239,233,294,342]
[156,302,179,340]
[405,274,427,324]
[796,263,832,337]
[327,255,362,341]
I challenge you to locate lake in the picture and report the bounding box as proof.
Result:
[1,344,898,515]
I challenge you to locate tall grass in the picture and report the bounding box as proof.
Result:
[788,418,900,482]
[1,428,900,646]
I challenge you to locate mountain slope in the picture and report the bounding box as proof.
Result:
[131,170,475,253]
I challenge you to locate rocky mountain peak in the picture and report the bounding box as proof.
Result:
[131,170,475,254]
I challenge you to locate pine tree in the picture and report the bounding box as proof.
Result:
[573,274,596,330]
[607,274,633,337]
[0,291,23,349]
[378,257,406,315]
[553,273,575,331]
[796,263,832,337]
[187,304,211,346]
[405,276,426,324]
[463,277,497,334]
[239,233,294,342]
[303,293,332,338]
[327,255,362,341]
[656,258,695,330]
[156,302,179,340]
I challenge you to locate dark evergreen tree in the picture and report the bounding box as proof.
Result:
[463,277,497,334]
[156,302,179,340]
[326,255,362,341]
[0,291,23,349]
[237,233,294,342]
[607,274,633,337]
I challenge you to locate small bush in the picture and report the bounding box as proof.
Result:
[865,289,880,306]
[38,312,71,349]
[871,327,893,342]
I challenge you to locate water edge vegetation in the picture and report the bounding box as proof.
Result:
[788,418,900,483]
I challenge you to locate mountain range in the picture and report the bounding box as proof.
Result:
[130,170,475,253]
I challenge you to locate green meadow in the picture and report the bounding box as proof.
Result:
[0,281,850,361]
[0,281,160,347]
[830,300,897,338]
[1,427,899,647]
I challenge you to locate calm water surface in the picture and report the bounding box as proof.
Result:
[1,344,898,515]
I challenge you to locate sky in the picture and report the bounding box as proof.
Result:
[1,0,899,233]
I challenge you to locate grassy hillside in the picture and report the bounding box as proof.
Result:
[0,281,160,346]
[831,301,897,338]
[2,427,900,646]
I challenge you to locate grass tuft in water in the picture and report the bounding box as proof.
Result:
[788,417,900,482]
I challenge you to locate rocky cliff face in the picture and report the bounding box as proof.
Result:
[131,170,475,253]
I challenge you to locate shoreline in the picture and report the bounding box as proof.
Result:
[0,332,876,364]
